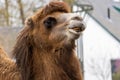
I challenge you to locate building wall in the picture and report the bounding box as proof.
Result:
[77,14,120,80]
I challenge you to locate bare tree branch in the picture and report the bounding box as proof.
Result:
[5,0,9,26]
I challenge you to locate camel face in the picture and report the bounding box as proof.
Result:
[60,13,85,40]
[41,12,85,45]
[26,1,86,46]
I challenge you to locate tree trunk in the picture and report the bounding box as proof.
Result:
[17,0,25,25]
[5,0,9,26]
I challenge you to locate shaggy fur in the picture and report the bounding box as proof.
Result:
[0,46,21,80]
[0,1,83,80]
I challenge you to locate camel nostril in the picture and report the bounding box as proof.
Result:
[79,23,85,31]
[80,26,85,31]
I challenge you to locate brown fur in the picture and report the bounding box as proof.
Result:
[0,46,21,80]
[0,1,83,80]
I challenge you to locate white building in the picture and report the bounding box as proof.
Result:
[75,0,120,80]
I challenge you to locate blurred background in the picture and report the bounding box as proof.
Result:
[0,0,120,80]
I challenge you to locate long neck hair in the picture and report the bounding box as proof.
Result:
[12,27,34,80]
[12,2,72,80]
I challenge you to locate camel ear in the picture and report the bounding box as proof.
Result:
[25,17,34,28]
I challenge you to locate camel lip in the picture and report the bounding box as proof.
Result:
[68,28,81,35]
[68,25,85,34]
[69,27,81,32]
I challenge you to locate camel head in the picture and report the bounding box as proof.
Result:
[25,1,86,48]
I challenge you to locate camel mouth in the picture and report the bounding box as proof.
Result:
[69,28,80,35]
[68,26,85,35]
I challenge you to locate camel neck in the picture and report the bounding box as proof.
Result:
[32,45,75,80]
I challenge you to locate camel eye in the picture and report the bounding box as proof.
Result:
[44,17,57,29]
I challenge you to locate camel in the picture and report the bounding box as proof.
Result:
[0,1,85,80]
